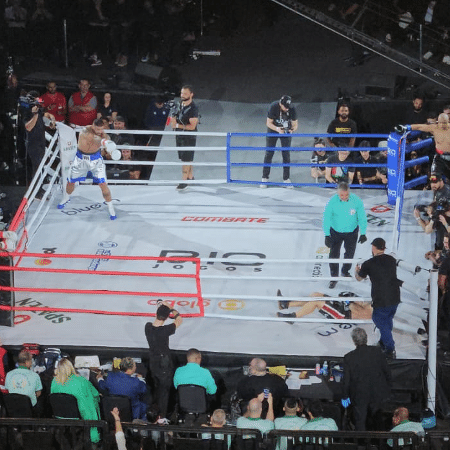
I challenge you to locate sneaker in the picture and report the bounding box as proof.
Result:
[57,198,70,209]
[328,280,338,289]
[117,55,128,67]
[91,58,102,67]
[277,312,296,318]
[277,289,290,310]
[176,183,188,190]
[141,53,150,63]
[260,178,269,188]
[283,178,294,189]
[110,215,117,220]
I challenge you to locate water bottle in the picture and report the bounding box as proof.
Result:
[322,360,328,377]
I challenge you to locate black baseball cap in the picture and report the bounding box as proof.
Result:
[280,95,292,108]
[371,238,386,250]
[430,173,442,183]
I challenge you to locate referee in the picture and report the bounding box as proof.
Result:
[323,182,367,288]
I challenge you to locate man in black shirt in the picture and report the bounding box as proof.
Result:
[145,301,182,419]
[170,85,199,190]
[326,103,357,148]
[261,95,298,188]
[355,238,401,359]
[22,91,56,184]
[236,357,289,418]
[404,96,427,125]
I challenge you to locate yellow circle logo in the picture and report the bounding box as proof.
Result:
[34,258,52,266]
[218,300,245,310]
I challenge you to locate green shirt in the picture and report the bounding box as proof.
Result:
[5,366,42,406]
[51,374,101,443]
[323,193,367,235]
[236,416,275,438]
[173,362,217,394]
[388,420,425,447]
[275,415,308,450]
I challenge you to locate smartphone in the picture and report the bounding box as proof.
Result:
[263,388,269,398]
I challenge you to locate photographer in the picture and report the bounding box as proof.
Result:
[261,95,298,188]
[414,198,450,250]
[22,91,55,185]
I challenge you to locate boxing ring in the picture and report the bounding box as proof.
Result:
[0,117,434,364]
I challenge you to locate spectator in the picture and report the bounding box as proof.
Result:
[51,358,101,444]
[325,148,355,184]
[310,138,330,180]
[404,96,427,125]
[274,398,307,450]
[106,0,136,68]
[173,348,217,396]
[354,140,380,185]
[387,407,425,447]
[97,357,150,420]
[0,335,9,392]
[85,0,109,67]
[4,0,28,57]
[302,400,338,431]
[107,147,141,180]
[425,232,450,268]
[236,357,289,418]
[97,92,119,123]
[375,141,388,184]
[40,81,67,123]
[326,103,357,148]
[5,350,43,414]
[201,408,231,448]
[145,301,182,420]
[67,79,98,127]
[342,328,391,431]
[430,173,450,202]
[142,95,170,180]
[111,407,127,450]
[29,0,54,58]
[138,0,159,64]
[236,394,274,436]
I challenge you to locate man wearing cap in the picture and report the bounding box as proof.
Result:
[355,237,402,359]
[261,95,298,188]
[323,182,367,288]
[429,173,450,203]
[145,301,182,419]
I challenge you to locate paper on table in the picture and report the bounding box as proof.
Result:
[286,372,323,390]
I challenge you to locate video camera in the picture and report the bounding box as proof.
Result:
[165,99,181,118]
[19,92,43,109]
[432,198,450,223]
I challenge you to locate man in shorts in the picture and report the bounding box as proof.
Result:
[57,118,118,220]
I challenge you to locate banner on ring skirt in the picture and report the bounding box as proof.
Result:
[56,122,77,191]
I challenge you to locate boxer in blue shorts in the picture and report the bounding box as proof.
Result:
[58,118,118,220]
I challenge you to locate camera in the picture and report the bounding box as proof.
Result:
[414,204,428,214]
[282,120,292,133]
[164,99,181,118]
[432,199,449,223]
[19,92,43,109]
